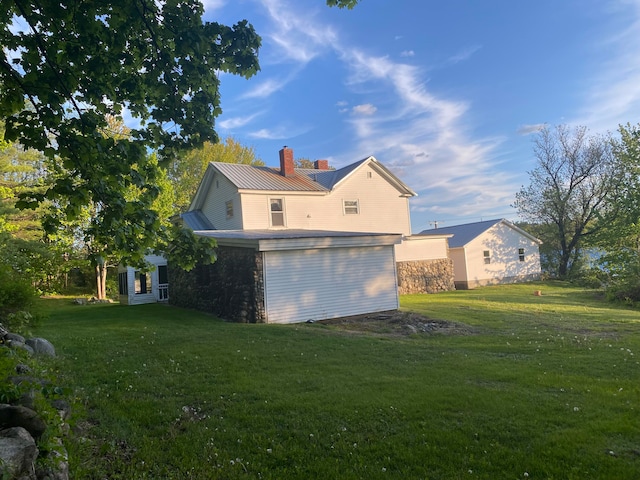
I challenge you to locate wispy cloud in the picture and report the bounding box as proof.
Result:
[201,0,226,13]
[241,77,289,99]
[447,45,482,65]
[259,0,337,65]
[517,124,546,135]
[248,128,285,140]
[218,112,263,130]
[249,124,312,140]
[400,50,415,57]
[352,103,377,115]
[244,1,515,223]
[574,0,640,131]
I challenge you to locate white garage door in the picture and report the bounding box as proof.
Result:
[264,245,399,324]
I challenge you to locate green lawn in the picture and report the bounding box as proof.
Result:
[33,282,640,479]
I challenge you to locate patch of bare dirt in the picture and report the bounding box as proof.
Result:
[316,310,476,337]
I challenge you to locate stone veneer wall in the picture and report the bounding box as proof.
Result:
[169,246,265,323]
[396,258,455,295]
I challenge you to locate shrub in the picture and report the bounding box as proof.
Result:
[0,264,35,316]
[4,310,36,336]
[571,266,608,289]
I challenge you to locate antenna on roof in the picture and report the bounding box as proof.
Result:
[429,220,441,230]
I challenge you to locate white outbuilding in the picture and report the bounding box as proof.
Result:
[117,254,169,305]
[421,219,542,289]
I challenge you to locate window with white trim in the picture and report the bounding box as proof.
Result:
[343,199,359,215]
[518,248,525,262]
[483,250,491,264]
[270,198,285,226]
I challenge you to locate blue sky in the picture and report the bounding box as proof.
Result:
[202,0,640,233]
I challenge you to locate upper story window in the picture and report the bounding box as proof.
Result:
[270,198,285,227]
[343,199,359,215]
[226,200,233,219]
[518,248,525,262]
[483,250,491,264]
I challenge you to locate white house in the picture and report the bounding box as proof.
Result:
[168,147,454,323]
[421,219,542,289]
[118,254,169,305]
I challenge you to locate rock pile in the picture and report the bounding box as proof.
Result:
[0,323,69,480]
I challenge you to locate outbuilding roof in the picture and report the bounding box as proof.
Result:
[419,219,541,248]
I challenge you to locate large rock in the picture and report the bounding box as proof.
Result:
[8,341,34,355]
[0,427,38,480]
[24,338,55,357]
[0,404,47,439]
[6,332,26,344]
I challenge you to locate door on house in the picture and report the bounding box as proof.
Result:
[158,265,169,301]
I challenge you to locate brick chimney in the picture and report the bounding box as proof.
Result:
[279,146,295,177]
[314,159,329,170]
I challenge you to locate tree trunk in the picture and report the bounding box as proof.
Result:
[558,251,570,278]
[95,264,107,299]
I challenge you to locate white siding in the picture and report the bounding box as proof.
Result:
[449,247,468,283]
[201,175,243,230]
[395,236,449,261]
[263,246,399,324]
[118,255,168,305]
[462,223,541,287]
[240,193,283,229]
[239,166,412,234]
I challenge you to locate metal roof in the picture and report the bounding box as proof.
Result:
[189,156,417,213]
[208,156,416,196]
[211,162,329,192]
[419,219,503,248]
[180,210,215,230]
[193,229,403,251]
[419,219,541,248]
[194,229,398,240]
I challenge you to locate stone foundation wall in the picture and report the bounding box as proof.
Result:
[169,246,265,323]
[397,258,455,295]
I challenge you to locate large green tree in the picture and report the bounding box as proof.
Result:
[1,0,261,272]
[1,0,357,274]
[0,122,47,239]
[590,123,640,298]
[514,125,624,278]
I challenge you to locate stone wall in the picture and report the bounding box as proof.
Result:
[396,258,455,295]
[0,326,69,480]
[169,246,265,323]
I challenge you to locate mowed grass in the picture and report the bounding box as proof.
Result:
[34,282,639,479]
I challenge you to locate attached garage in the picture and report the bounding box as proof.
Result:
[264,244,398,324]
[184,230,402,324]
